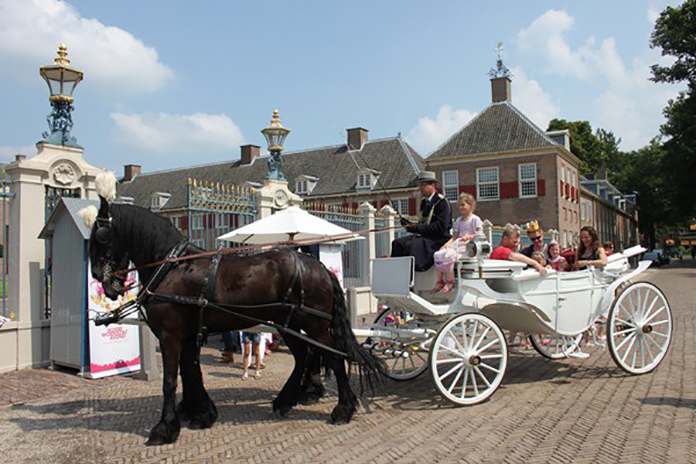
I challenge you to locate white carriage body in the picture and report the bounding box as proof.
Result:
[371,245,650,337]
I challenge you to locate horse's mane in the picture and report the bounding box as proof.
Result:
[111,203,185,263]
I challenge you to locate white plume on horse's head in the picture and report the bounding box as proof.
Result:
[78,205,99,229]
[95,168,117,201]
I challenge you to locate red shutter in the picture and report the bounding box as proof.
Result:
[380,200,389,207]
[408,198,417,215]
[342,203,349,209]
[500,181,518,199]
[181,216,188,230]
[459,185,477,197]
[560,180,564,197]
[371,201,378,208]
[565,183,570,198]
[351,202,358,210]
[537,179,546,197]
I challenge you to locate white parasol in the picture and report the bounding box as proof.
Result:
[216,206,363,245]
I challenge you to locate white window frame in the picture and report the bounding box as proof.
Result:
[561,165,566,198]
[518,163,537,198]
[442,170,459,202]
[215,214,229,230]
[391,198,409,216]
[192,213,204,231]
[296,180,308,195]
[151,192,170,209]
[357,173,372,189]
[476,166,499,201]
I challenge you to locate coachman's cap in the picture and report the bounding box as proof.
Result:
[416,171,438,184]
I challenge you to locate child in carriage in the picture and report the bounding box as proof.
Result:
[546,240,568,272]
[431,193,483,293]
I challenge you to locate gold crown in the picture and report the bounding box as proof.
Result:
[526,220,540,232]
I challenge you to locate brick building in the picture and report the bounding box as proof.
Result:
[118,128,426,225]
[426,74,583,247]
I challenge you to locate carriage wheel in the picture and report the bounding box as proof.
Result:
[529,333,583,359]
[430,313,508,406]
[607,282,672,375]
[369,307,430,381]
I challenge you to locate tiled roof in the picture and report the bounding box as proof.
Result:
[428,101,560,159]
[118,136,424,211]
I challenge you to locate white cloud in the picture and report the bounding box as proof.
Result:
[0,145,36,163]
[0,0,173,95]
[515,8,685,150]
[406,104,477,155]
[110,112,245,155]
[510,67,560,131]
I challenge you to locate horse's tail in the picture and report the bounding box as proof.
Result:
[327,269,385,395]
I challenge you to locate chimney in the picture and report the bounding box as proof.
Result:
[123,164,141,182]
[347,127,369,150]
[240,144,260,165]
[15,154,26,162]
[491,76,512,103]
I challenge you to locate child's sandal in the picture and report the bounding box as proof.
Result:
[442,280,456,293]
[430,281,446,294]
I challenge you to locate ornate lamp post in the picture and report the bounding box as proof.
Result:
[261,109,291,181]
[39,44,84,147]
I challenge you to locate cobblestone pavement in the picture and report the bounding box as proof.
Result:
[1,263,695,464]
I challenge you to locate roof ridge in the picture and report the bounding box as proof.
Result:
[397,134,422,175]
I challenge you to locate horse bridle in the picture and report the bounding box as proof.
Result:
[94,215,128,294]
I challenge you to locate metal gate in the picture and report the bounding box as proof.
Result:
[187,178,257,251]
[44,185,81,318]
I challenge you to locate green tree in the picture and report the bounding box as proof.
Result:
[650,0,696,221]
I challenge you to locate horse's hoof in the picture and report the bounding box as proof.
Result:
[146,420,180,446]
[272,400,294,417]
[330,405,355,425]
[188,407,218,430]
[298,391,323,405]
[177,401,192,422]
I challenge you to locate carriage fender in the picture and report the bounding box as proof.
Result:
[598,260,652,316]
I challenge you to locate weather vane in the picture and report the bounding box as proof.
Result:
[488,41,512,79]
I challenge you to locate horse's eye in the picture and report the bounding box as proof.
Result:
[95,227,110,244]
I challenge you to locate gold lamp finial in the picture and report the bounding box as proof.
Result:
[55,44,70,67]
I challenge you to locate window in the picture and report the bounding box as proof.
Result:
[391,198,409,216]
[215,214,229,230]
[563,207,568,221]
[443,170,459,202]
[296,180,308,195]
[476,167,499,201]
[357,173,372,189]
[563,230,568,248]
[170,216,182,231]
[518,163,537,198]
[151,192,170,209]
[192,214,204,230]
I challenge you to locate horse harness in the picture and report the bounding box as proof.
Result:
[97,241,347,358]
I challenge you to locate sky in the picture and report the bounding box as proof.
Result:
[0,0,686,175]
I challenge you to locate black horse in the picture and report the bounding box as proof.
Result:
[87,196,383,446]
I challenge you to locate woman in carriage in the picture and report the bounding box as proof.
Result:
[572,226,608,271]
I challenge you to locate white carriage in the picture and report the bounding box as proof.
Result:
[359,240,672,406]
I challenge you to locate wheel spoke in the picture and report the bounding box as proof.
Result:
[471,368,479,396]
[615,317,635,327]
[447,367,464,394]
[474,366,491,388]
[479,362,501,374]
[620,335,637,364]
[439,343,465,357]
[472,326,491,352]
[614,331,636,352]
[437,358,464,364]
[639,336,645,368]
[649,319,670,327]
[468,320,479,350]
[643,335,655,363]
[460,368,469,399]
[414,351,428,363]
[477,338,500,353]
[480,354,503,359]
[614,327,636,337]
[641,295,660,322]
[458,322,469,350]
[391,357,400,372]
[439,362,464,382]
[631,337,638,369]
[452,329,468,353]
[643,306,666,325]
[645,333,663,351]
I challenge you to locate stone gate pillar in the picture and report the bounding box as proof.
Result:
[0,142,100,372]
[256,178,302,218]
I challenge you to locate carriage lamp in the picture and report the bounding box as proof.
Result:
[465,233,492,260]
[39,44,84,147]
[261,109,291,181]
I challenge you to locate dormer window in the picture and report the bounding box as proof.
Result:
[151,192,171,209]
[357,173,371,189]
[295,175,319,196]
[296,180,308,195]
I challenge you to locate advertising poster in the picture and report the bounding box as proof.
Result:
[319,244,344,287]
[86,267,141,379]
